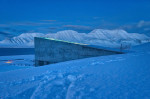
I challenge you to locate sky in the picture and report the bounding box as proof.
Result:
[0,0,150,40]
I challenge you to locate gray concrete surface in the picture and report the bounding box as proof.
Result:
[34,37,122,66]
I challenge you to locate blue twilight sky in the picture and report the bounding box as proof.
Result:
[0,0,150,39]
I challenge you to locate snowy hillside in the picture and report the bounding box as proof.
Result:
[0,33,44,48]
[0,29,150,48]
[0,43,150,98]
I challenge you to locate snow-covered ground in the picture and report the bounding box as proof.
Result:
[0,43,150,98]
[0,55,34,72]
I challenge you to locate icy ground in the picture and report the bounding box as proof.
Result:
[0,55,34,72]
[0,43,150,99]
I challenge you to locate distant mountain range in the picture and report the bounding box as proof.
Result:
[0,29,150,48]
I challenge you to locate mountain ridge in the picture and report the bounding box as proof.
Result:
[0,29,150,48]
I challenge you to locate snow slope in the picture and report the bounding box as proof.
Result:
[0,43,150,98]
[0,29,150,48]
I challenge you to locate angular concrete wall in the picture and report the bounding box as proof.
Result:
[34,37,122,66]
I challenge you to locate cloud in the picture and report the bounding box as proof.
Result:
[0,24,9,27]
[0,31,15,40]
[11,22,52,26]
[93,17,101,19]
[48,27,58,30]
[0,31,14,37]
[2,27,29,33]
[144,28,150,31]
[123,20,150,30]
[137,20,150,28]
[119,20,150,35]
[0,21,53,27]
[41,20,56,22]
[35,27,60,33]
[63,25,93,31]
[0,31,9,35]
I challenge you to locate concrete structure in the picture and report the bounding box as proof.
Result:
[34,37,122,66]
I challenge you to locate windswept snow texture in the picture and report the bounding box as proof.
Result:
[0,43,150,98]
[0,29,150,48]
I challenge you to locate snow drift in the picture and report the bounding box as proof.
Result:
[0,29,150,48]
[0,43,150,98]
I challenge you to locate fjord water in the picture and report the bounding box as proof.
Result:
[0,48,34,56]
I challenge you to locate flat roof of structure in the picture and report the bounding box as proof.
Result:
[39,37,88,45]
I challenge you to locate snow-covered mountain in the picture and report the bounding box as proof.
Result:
[0,29,150,48]
[0,33,44,48]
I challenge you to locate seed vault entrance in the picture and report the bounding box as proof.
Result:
[34,37,122,66]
